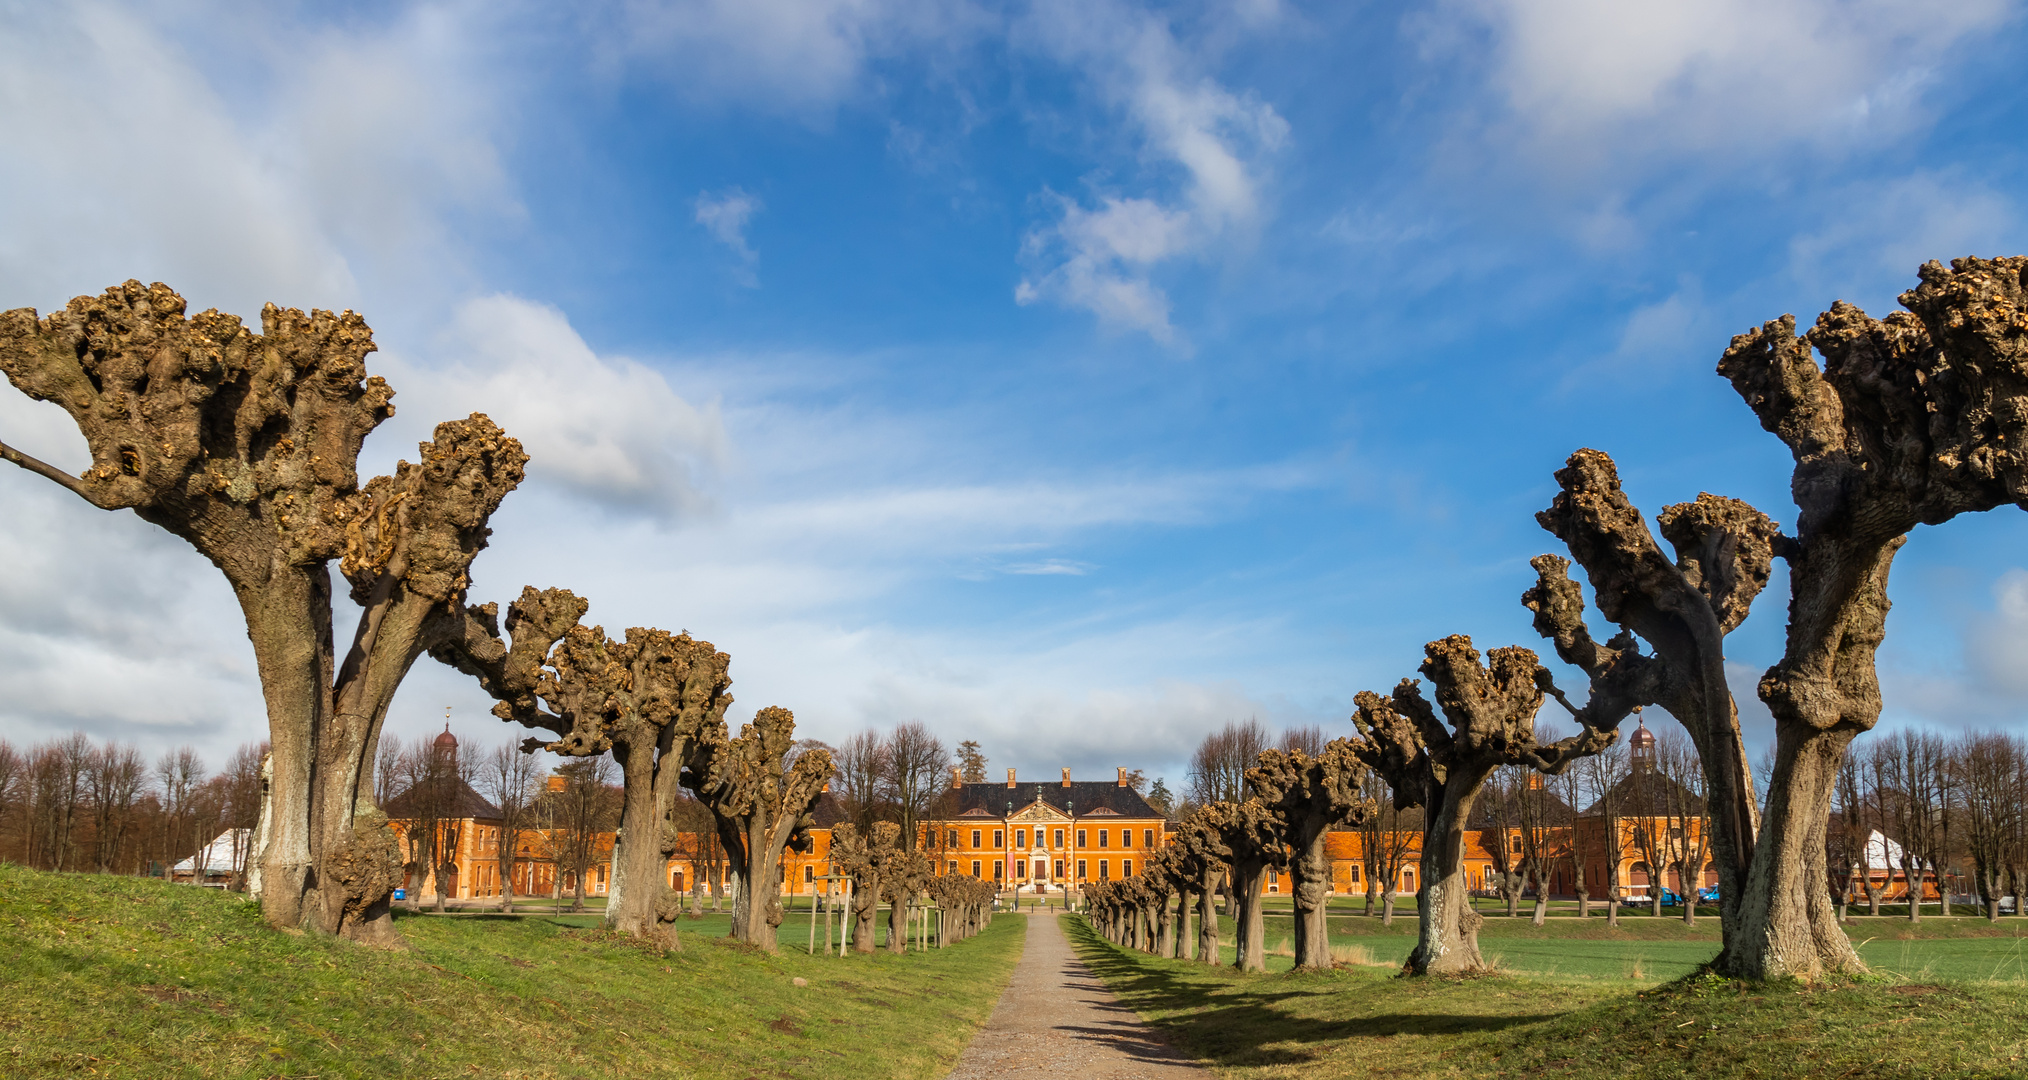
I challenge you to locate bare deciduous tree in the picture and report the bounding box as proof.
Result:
[883,721,947,847]
[834,730,890,832]
[542,754,618,912]
[1188,719,1271,807]
[483,741,542,913]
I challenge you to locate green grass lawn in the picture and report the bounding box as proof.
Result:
[1179,900,2028,982]
[0,865,1023,1079]
[1066,915,2028,1079]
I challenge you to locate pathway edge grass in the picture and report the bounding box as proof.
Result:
[1064,912,2028,1079]
[0,865,1023,1079]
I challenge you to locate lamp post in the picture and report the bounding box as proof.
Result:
[1006,800,1016,911]
[1066,799,1075,912]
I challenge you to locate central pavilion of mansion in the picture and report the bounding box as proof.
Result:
[395,726,1927,906]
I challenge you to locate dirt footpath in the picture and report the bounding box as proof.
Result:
[943,911,1206,1079]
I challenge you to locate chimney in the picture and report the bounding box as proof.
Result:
[1007,767,1017,789]
[1061,767,1072,788]
[1117,767,1127,788]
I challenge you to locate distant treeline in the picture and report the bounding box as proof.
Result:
[0,733,267,878]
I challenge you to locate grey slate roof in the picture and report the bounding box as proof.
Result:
[936,780,1164,819]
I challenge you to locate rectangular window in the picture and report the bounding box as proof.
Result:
[993,830,1004,848]
[1122,829,1132,848]
[1349,865,1361,883]
[1054,829,1065,848]
[947,830,958,847]
[1123,860,1133,877]
[803,865,814,881]
[1077,859,1087,879]
[948,861,958,875]
[1099,861,1109,880]
[993,861,1003,880]
[1017,828,1028,848]
[1076,829,1086,848]
[1099,830,1109,848]
[972,829,982,848]
[971,860,982,878]
[1144,829,1154,848]
[1018,862,1028,879]
[1054,859,1064,878]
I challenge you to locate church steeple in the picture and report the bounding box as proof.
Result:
[1628,708,1656,773]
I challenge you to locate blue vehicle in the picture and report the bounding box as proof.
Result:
[1697,887,1721,904]
[392,888,406,901]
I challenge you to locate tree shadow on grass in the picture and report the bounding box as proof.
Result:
[1065,918,1559,1068]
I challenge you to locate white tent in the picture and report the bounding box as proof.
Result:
[172,828,253,881]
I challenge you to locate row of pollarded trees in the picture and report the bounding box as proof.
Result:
[0,281,831,953]
[1351,257,2028,980]
[1095,257,2028,982]
[825,819,998,953]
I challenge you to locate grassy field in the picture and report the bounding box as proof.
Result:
[1066,915,2028,1079]
[0,865,1023,1079]
[1182,899,2028,983]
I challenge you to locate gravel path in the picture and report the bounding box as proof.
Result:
[943,911,1207,1079]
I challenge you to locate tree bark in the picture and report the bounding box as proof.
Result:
[1197,868,1222,965]
[1232,863,1267,973]
[1290,828,1333,970]
[1406,763,1494,975]
[1722,726,1866,978]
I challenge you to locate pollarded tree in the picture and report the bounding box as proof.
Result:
[1199,798,1286,973]
[1245,742,1372,970]
[0,282,525,941]
[431,587,729,945]
[1167,809,1228,965]
[1541,255,2028,979]
[1531,454,1778,947]
[1350,636,1623,976]
[1140,847,1183,957]
[830,821,902,954]
[686,706,836,952]
[880,848,934,954]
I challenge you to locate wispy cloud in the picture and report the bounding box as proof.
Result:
[1426,0,2016,175]
[1014,0,1287,344]
[1003,559,1094,576]
[695,187,765,287]
[376,295,729,519]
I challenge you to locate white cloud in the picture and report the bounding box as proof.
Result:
[0,2,355,318]
[1436,0,2016,171]
[376,294,729,518]
[608,0,989,111]
[1014,0,1288,343]
[1787,172,2023,313]
[0,473,266,764]
[1003,559,1093,576]
[0,1,520,324]
[695,188,765,287]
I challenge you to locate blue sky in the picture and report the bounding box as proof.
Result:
[3,0,2027,789]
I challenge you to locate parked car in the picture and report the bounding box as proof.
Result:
[1697,887,1720,904]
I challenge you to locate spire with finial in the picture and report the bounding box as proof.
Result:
[433,707,458,762]
[1627,706,1655,772]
